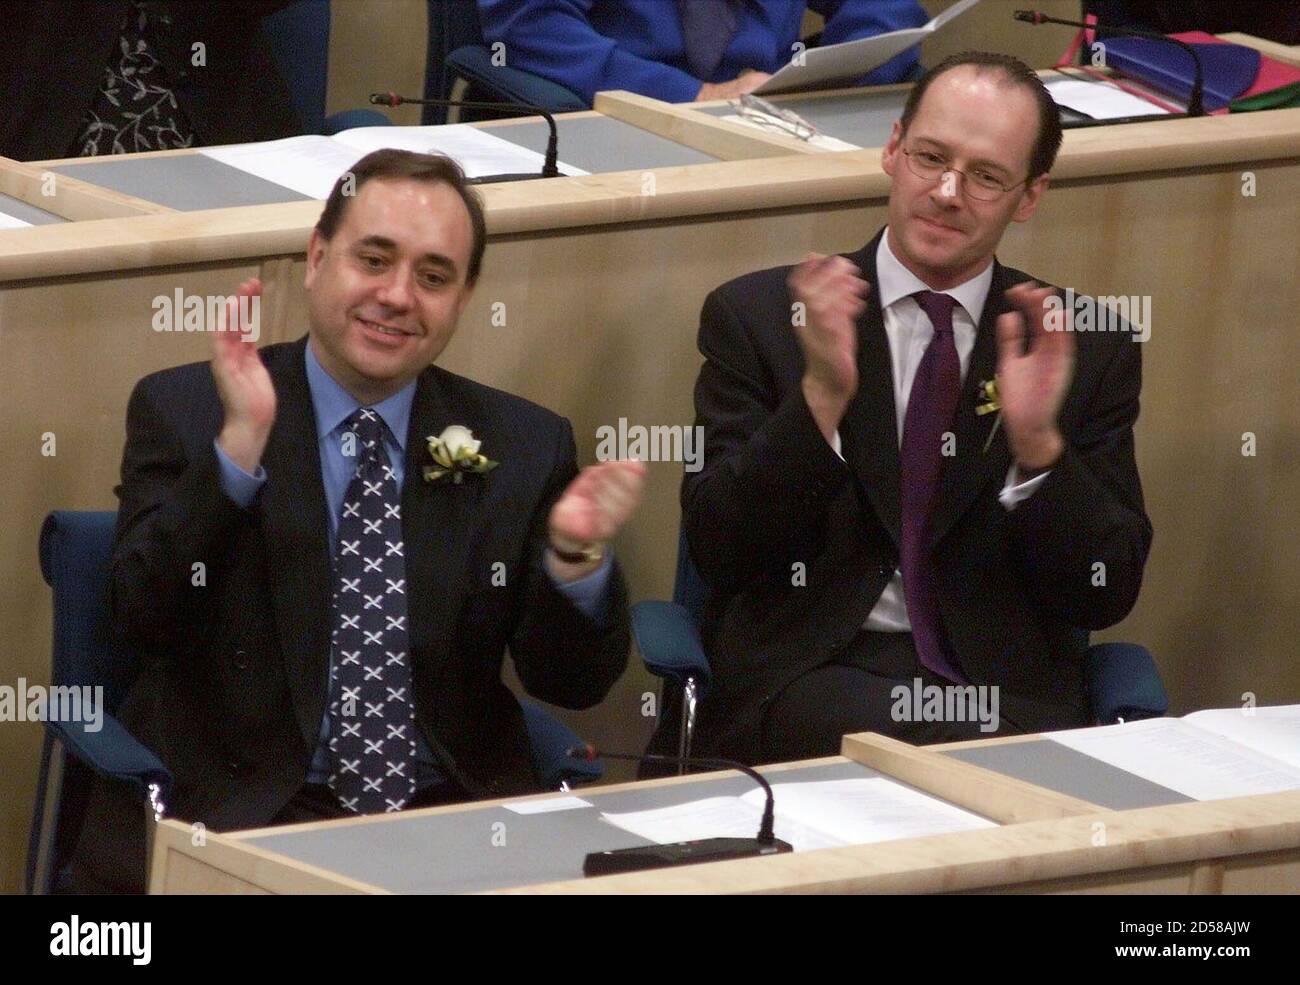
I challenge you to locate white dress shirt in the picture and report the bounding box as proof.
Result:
[830,228,1050,632]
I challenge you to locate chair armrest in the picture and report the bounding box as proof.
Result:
[1086,642,1168,724]
[47,715,172,801]
[520,700,602,789]
[632,601,712,692]
[446,46,588,112]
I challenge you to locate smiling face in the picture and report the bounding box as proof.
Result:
[303,177,476,405]
[880,65,1049,291]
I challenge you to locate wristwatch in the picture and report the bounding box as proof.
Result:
[550,541,604,565]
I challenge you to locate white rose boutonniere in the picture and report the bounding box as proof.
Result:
[424,425,498,484]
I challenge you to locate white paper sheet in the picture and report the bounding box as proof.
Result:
[200,135,364,199]
[503,795,592,815]
[601,777,994,852]
[1184,704,1300,770]
[0,209,33,229]
[200,125,587,200]
[756,0,981,95]
[332,124,588,177]
[744,778,995,845]
[1044,77,1171,119]
[1049,717,1300,801]
[601,795,846,852]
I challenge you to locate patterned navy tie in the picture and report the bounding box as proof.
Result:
[899,291,967,683]
[327,408,417,813]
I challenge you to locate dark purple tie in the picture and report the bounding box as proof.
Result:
[677,0,741,80]
[900,291,966,683]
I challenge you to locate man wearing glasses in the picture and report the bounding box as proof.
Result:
[668,52,1153,764]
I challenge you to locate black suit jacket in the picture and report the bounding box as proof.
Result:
[73,337,629,892]
[677,229,1153,764]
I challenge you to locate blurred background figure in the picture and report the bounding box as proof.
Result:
[475,0,930,107]
[0,1,302,161]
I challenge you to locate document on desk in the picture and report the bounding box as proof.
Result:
[600,777,995,852]
[755,0,981,95]
[200,125,587,199]
[0,209,33,229]
[1043,77,1172,120]
[331,125,588,177]
[1049,705,1300,801]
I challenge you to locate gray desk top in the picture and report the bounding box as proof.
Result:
[1,191,65,225]
[489,115,717,172]
[245,759,940,894]
[942,739,1190,810]
[51,155,314,211]
[47,118,717,213]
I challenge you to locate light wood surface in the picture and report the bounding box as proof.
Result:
[0,158,172,221]
[594,90,819,159]
[146,749,1300,895]
[841,733,1102,823]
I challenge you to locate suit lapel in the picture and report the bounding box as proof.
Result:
[928,261,1013,548]
[839,233,902,546]
[401,368,482,673]
[258,338,333,749]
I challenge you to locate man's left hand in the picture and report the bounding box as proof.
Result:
[547,460,647,580]
[996,282,1075,472]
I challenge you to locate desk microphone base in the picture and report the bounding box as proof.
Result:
[583,837,794,877]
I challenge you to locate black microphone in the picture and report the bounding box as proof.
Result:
[368,91,562,182]
[1013,9,1205,116]
[567,745,794,876]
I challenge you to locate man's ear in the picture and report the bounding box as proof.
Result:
[881,120,904,177]
[304,228,326,288]
[1012,174,1049,223]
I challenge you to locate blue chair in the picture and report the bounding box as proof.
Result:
[261,0,392,135]
[426,0,586,123]
[26,510,601,894]
[634,530,1168,772]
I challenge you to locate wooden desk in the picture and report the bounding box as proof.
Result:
[3,97,1299,894]
[148,733,1300,894]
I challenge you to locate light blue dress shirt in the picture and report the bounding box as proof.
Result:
[215,341,612,787]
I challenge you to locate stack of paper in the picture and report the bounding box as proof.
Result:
[1049,704,1300,800]
[200,124,587,200]
[756,0,981,95]
[601,777,995,853]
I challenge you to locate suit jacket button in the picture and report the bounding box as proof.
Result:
[232,649,249,670]
[226,759,243,776]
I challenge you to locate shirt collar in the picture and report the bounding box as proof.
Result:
[876,226,995,326]
[304,338,415,450]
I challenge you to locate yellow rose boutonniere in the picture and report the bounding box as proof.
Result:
[976,379,1002,453]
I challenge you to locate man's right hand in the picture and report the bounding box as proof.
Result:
[787,254,870,441]
[696,70,772,102]
[213,277,276,474]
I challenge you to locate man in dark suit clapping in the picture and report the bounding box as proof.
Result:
[667,52,1153,765]
[72,149,644,893]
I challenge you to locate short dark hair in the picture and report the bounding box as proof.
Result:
[899,51,1064,182]
[315,148,488,284]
